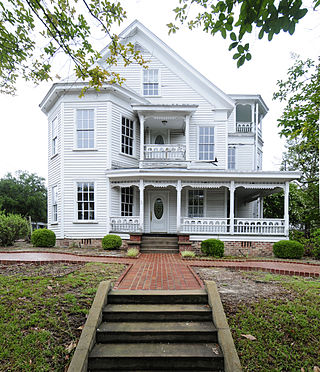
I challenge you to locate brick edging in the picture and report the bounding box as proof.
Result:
[188,262,320,278]
[113,263,134,289]
[0,250,139,260]
[180,255,320,267]
[187,265,205,288]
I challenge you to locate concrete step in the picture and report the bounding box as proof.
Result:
[140,242,178,247]
[88,342,224,371]
[107,290,208,304]
[96,321,218,343]
[103,303,212,322]
[140,249,179,253]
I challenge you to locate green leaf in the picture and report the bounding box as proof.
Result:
[288,22,295,35]
[237,55,245,68]
[233,53,241,59]
[230,32,237,41]
[245,53,252,61]
[228,41,238,51]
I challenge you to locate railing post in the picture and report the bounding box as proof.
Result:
[176,180,182,233]
[284,182,289,237]
[230,181,235,234]
[140,115,144,161]
[139,179,144,232]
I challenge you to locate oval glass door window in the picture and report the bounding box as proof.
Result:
[155,135,164,144]
[154,198,164,219]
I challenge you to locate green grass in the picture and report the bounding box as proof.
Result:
[0,262,125,372]
[229,273,320,371]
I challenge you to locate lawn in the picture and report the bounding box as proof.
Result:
[0,262,126,372]
[229,272,320,372]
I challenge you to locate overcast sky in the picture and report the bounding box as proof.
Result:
[0,0,319,182]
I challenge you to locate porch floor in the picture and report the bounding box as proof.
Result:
[0,252,319,290]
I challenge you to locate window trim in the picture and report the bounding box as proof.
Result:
[75,108,96,150]
[228,146,236,170]
[197,126,215,161]
[141,68,161,97]
[187,189,206,218]
[52,185,58,223]
[51,117,58,157]
[74,181,96,222]
[120,116,135,157]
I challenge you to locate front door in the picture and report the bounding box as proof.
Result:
[149,191,169,233]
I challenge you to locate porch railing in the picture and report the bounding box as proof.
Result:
[236,122,252,133]
[180,218,229,233]
[144,144,186,161]
[234,218,285,235]
[109,216,141,233]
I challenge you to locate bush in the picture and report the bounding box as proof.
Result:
[31,229,56,247]
[181,250,196,258]
[311,229,320,259]
[201,239,224,257]
[127,248,139,257]
[0,212,29,246]
[102,234,122,250]
[273,240,304,259]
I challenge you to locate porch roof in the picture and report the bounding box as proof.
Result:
[105,168,300,184]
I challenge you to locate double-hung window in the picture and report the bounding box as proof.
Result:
[143,69,159,96]
[121,117,134,156]
[52,117,58,156]
[188,190,204,217]
[76,109,94,149]
[77,182,95,220]
[199,127,214,160]
[228,146,236,170]
[52,186,58,222]
[121,187,134,216]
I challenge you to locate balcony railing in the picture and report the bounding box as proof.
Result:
[236,122,253,133]
[110,216,141,233]
[180,218,229,233]
[144,144,186,161]
[234,218,285,235]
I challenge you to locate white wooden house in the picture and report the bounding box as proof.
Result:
[40,20,299,256]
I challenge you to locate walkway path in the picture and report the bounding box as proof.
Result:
[0,252,319,290]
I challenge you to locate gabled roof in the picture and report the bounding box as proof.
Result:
[100,20,235,110]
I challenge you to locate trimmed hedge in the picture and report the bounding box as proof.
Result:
[273,240,304,259]
[0,212,29,246]
[102,234,122,250]
[31,229,56,247]
[201,239,224,257]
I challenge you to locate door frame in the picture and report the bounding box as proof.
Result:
[148,190,169,233]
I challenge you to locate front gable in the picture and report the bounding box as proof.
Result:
[99,20,235,111]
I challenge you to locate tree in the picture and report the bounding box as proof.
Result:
[0,0,147,95]
[0,171,47,222]
[271,57,320,232]
[169,0,319,67]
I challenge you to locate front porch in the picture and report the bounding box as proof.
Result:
[106,173,292,240]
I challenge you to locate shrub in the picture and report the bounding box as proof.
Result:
[181,250,196,258]
[273,240,304,259]
[127,248,139,257]
[102,234,122,250]
[0,212,29,246]
[31,229,56,247]
[311,229,320,259]
[201,239,224,257]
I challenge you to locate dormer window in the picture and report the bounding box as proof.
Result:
[143,69,159,96]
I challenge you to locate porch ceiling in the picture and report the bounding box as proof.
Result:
[236,186,283,202]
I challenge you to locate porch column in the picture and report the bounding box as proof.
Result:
[106,177,110,234]
[230,181,235,234]
[185,115,190,161]
[139,179,144,232]
[176,180,182,232]
[140,115,144,161]
[284,182,289,236]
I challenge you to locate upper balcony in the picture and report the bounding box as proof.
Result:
[144,144,186,161]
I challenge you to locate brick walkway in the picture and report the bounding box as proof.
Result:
[0,252,319,290]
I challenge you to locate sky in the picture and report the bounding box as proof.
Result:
[0,0,319,182]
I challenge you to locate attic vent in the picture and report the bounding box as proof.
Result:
[134,43,148,53]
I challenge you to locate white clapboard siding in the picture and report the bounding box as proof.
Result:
[206,189,226,218]
[48,105,62,236]
[111,103,139,169]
